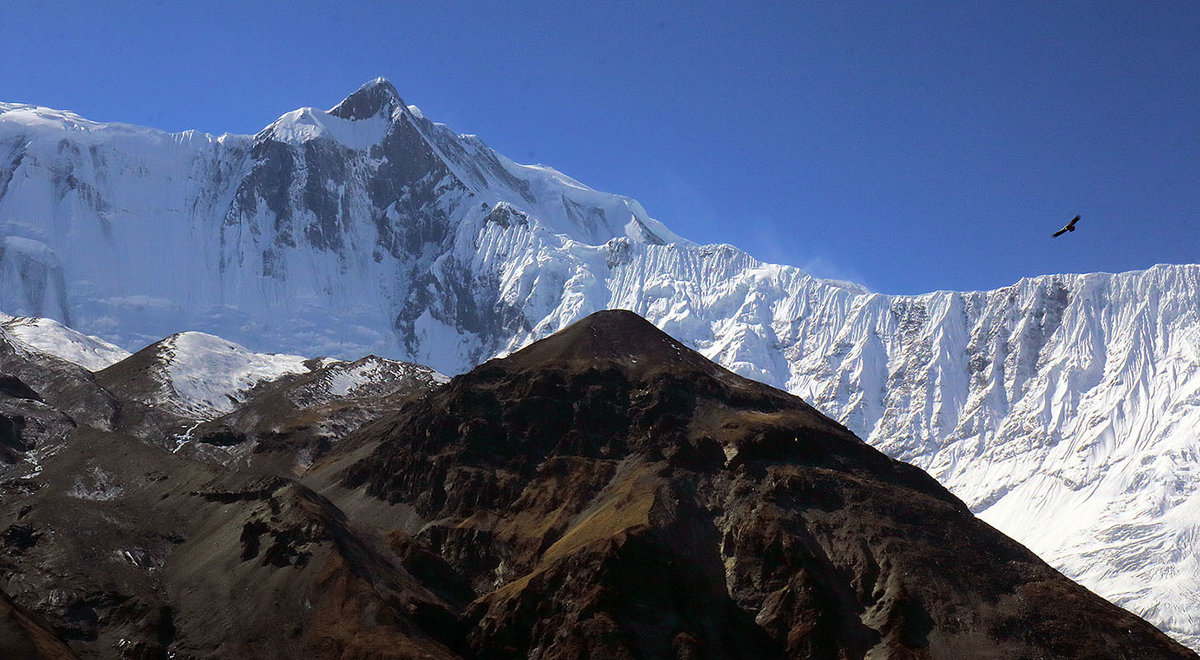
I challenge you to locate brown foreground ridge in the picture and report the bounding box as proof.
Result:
[0,309,1195,658]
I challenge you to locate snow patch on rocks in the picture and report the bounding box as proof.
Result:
[157,332,309,417]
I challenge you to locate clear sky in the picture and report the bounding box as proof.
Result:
[1,1,1196,294]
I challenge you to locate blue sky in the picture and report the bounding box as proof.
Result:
[1,1,1196,294]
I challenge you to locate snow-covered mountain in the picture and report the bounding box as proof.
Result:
[786,265,1200,651]
[1,80,1197,649]
[1,313,129,371]
[0,316,447,480]
[94,331,313,419]
[0,78,681,368]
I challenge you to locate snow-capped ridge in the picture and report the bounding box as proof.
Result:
[0,101,229,148]
[0,312,130,371]
[104,331,312,419]
[262,106,395,150]
[160,331,310,415]
[287,354,448,406]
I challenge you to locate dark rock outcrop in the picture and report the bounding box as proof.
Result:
[335,309,1194,659]
[0,587,75,660]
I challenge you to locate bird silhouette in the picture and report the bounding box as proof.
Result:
[1053,215,1080,237]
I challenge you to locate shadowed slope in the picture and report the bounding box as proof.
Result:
[334,310,1194,659]
[0,425,461,659]
[0,588,75,660]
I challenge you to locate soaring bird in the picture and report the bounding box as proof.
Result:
[1053,215,1080,237]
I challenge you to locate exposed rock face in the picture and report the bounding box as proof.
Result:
[1,429,461,659]
[0,587,75,660]
[334,310,1193,659]
[0,335,457,659]
[186,354,448,473]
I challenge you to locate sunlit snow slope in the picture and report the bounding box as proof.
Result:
[0,79,680,368]
[116,332,311,418]
[0,313,130,370]
[0,80,1197,649]
[783,265,1200,651]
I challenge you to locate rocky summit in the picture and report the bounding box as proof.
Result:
[329,310,1194,658]
[9,306,1189,658]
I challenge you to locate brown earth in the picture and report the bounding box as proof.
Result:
[329,310,1196,659]
[0,310,1194,658]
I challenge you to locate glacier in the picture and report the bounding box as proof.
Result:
[0,78,1197,649]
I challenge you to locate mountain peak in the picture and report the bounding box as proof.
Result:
[328,77,404,121]
[499,309,709,375]
[334,303,1194,659]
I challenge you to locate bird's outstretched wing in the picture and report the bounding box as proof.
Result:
[1052,215,1081,237]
